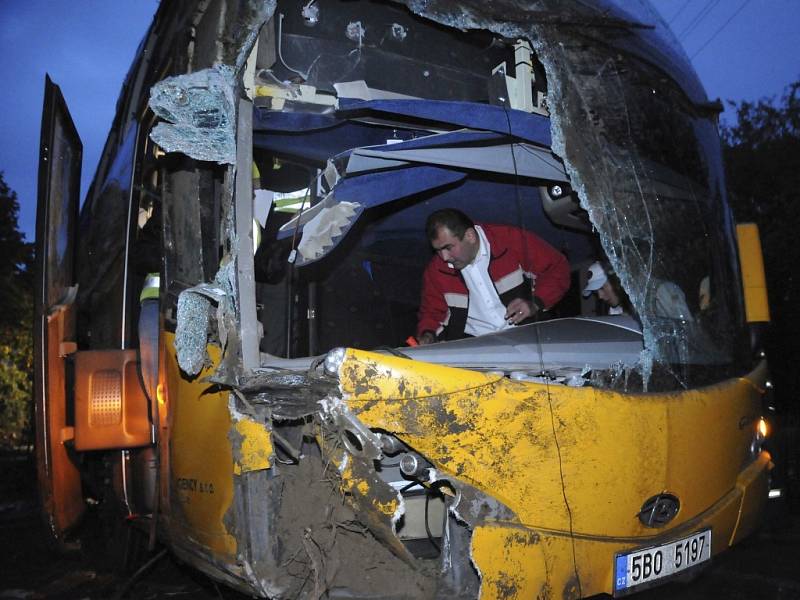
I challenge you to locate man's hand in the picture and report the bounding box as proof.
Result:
[505,298,537,325]
[418,331,436,345]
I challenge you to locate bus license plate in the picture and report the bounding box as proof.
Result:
[614,529,711,595]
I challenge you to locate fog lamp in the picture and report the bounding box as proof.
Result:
[399,452,431,481]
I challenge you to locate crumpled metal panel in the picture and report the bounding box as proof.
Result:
[229,404,274,474]
[324,347,767,598]
[321,432,416,563]
[149,65,238,164]
[332,347,765,537]
[333,348,572,529]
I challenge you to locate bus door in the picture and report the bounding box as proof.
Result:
[36,77,155,546]
[34,76,84,543]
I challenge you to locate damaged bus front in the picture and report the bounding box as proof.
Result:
[35,0,773,598]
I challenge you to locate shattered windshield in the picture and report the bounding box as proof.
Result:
[384,0,750,391]
[154,0,749,393]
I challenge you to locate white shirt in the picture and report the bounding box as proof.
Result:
[653,281,694,322]
[459,226,513,337]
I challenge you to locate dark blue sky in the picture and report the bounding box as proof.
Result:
[1,1,797,243]
[0,1,158,242]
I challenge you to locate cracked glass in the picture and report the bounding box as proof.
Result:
[395,0,749,391]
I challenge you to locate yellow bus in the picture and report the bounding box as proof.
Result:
[35,0,773,598]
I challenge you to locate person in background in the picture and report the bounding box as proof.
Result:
[582,261,632,315]
[416,208,570,344]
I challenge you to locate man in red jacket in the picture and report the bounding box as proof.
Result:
[416,208,570,344]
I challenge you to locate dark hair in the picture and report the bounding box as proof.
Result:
[425,208,474,240]
[606,269,634,314]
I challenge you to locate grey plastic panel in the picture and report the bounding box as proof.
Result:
[402,316,644,372]
[351,142,567,181]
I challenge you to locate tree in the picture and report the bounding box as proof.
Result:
[0,173,33,328]
[0,172,34,444]
[721,81,800,421]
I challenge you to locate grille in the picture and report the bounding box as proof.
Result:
[89,370,122,427]
[638,493,680,528]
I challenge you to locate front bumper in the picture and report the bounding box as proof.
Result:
[469,451,771,599]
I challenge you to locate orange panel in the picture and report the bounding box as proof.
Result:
[35,307,84,541]
[74,350,152,451]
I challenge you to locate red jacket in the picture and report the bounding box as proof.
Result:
[417,224,570,340]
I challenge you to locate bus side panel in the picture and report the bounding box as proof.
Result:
[161,333,237,558]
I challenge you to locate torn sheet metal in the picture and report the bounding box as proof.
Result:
[235,370,333,419]
[149,65,238,164]
[313,406,416,565]
[332,349,571,528]
[296,201,358,261]
[278,165,466,265]
[334,449,414,562]
[263,438,436,599]
[469,523,598,600]
[229,402,273,474]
